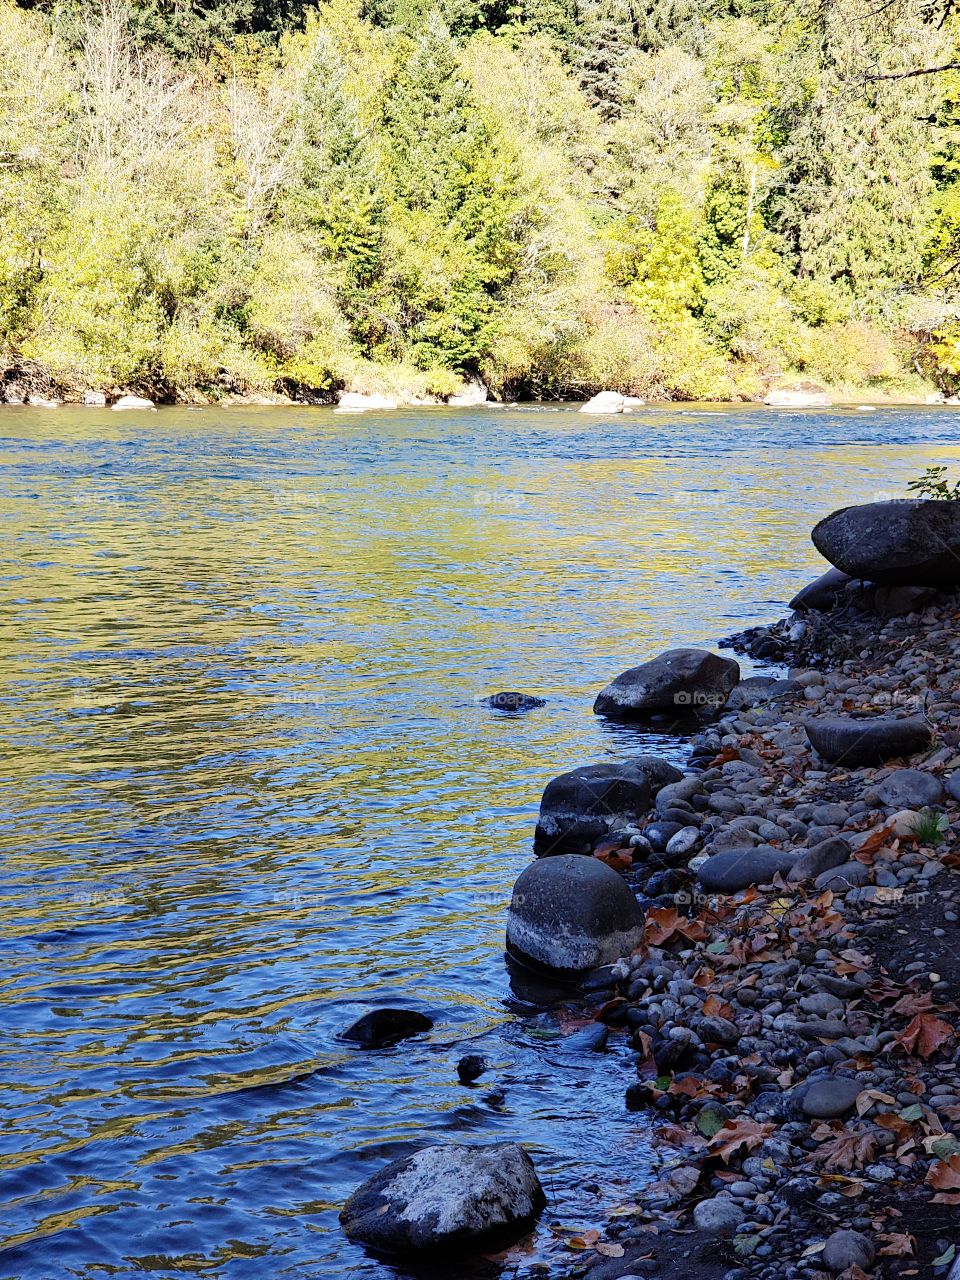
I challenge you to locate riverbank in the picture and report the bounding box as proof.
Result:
[537,568,960,1278]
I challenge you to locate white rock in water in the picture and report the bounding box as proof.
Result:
[83,391,108,407]
[113,395,156,411]
[28,395,60,408]
[623,394,646,408]
[764,381,831,408]
[335,391,398,413]
[448,379,488,406]
[579,390,625,414]
[340,1142,545,1253]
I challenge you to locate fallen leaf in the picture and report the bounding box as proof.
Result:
[645,907,707,947]
[595,1242,625,1257]
[707,1117,774,1163]
[926,1153,960,1192]
[878,1232,915,1257]
[807,1125,881,1172]
[896,1011,953,1059]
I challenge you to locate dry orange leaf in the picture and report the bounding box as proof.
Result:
[707,1117,774,1163]
[645,907,708,947]
[896,1011,953,1059]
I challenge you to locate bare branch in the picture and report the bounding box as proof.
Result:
[865,60,960,80]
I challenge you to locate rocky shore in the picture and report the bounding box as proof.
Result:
[518,502,960,1280]
[342,498,960,1280]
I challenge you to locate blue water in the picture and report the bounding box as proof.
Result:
[1,401,958,1279]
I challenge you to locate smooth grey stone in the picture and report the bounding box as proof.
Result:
[789,836,850,882]
[814,861,870,891]
[697,847,796,893]
[691,1195,744,1237]
[805,715,932,767]
[822,1228,875,1272]
[506,854,644,974]
[480,691,545,712]
[789,566,853,612]
[340,1142,545,1253]
[812,498,960,586]
[877,768,945,808]
[795,1076,862,1119]
[594,648,739,720]
[535,756,682,854]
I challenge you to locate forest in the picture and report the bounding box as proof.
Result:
[3,0,960,402]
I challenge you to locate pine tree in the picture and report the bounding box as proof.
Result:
[288,28,386,341]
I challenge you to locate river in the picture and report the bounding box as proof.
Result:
[1,401,958,1279]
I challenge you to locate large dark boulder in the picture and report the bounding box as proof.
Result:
[506,854,645,973]
[812,500,960,587]
[594,648,739,720]
[534,755,682,854]
[340,1142,545,1254]
[789,566,853,612]
[805,716,932,767]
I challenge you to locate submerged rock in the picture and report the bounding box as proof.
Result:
[764,380,831,408]
[480,691,545,712]
[789,566,853,612]
[804,715,932,766]
[342,1008,434,1048]
[579,390,625,414]
[594,648,739,721]
[112,394,156,411]
[340,1142,545,1254]
[335,391,398,413]
[534,756,681,854]
[812,499,960,586]
[506,854,644,973]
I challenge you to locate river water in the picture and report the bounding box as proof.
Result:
[1,402,958,1280]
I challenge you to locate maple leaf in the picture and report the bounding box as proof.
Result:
[892,991,934,1017]
[707,1117,774,1163]
[878,1232,915,1258]
[896,1011,953,1059]
[702,994,734,1019]
[926,1153,960,1194]
[594,842,632,872]
[645,907,707,947]
[807,1125,881,1172]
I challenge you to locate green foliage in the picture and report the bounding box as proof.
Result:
[907,466,960,501]
[3,0,960,400]
[909,808,950,843]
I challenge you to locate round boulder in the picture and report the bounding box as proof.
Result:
[812,499,960,587]
[535,756,681,855]
[877,768,945,809]
[506,854,644,973]
[793,1075,862,1119]
[804,716,932,767]
[340,1142,545,1254]
[594,648,739,721]
[822,1229,875,1273]
[579,390,625,414]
